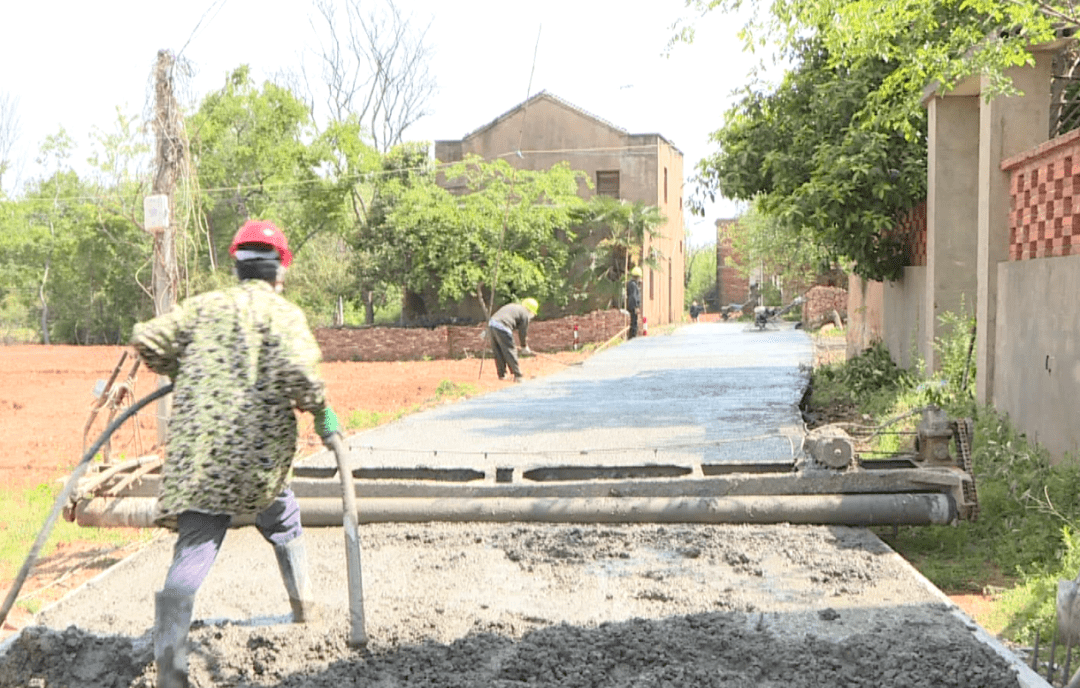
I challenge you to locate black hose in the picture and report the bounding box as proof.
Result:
[0,382,174,630]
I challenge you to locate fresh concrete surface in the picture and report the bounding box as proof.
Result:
[305,321,813,476]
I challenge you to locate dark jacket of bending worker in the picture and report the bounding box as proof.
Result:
[131,219,341,688]
[626,266,643,338]
[488,298,538,382]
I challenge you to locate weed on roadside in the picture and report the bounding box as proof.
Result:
[435,379,479,400]
[809,312,1080,646]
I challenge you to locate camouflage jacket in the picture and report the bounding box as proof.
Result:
[131,280,327,528]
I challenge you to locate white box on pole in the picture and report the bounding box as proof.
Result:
[144,194,169,230]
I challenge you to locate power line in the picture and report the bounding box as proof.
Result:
[7,144,661,208]
[176,0,229,63]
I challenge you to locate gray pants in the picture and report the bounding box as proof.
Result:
[489,326,521,378]
[161,488,303,597]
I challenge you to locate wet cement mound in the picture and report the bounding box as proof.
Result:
[1,610,1021,688]
[0,625,152,688]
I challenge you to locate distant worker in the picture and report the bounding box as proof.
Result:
[627,266,642,338]
[488,298,537,382]
[689,301,703,322]
[131,220,340,688]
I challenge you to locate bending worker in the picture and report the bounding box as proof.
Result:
[131,220,340,688]
[488,298,538,382]
[627,266,642,338]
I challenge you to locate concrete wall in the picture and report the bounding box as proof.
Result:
[995,255,1080,458]
[847,268,926,370]
[975,51,1054,405]
[315,309,627,362]
[926,94,980,372]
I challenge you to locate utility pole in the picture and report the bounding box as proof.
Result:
[146,49,184,446]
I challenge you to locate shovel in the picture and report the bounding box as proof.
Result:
[329,433,367,647]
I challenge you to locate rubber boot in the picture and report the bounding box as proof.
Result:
[154,591,194,688]
[274,536,320,623]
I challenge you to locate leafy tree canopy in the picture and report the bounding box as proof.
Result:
[695,36,926,280]
[384,155,589,313]
[673,0,1070,137]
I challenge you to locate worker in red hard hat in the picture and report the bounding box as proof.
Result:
[131,219,339,688]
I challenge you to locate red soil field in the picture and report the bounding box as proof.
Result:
[0,343,585,638]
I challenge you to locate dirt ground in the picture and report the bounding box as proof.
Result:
[0,334,1026,687]
[0,344,584,640]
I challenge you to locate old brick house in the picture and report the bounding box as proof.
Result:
[715,218,752,311]
[434,91,686,328]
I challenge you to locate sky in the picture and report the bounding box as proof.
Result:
[1,0,764,247]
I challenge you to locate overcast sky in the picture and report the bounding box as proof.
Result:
[1,0,764,247]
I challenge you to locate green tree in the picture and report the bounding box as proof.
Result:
[0,130,153,344]
[188,66,321,269]
[350,140,431,323]
[672,0,1068,137]
[383,155,589,315]
[693,36,926,280]
[685,243,718,310]
[728,201,833,298]
[188,66,362,323]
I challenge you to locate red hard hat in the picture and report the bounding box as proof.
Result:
[229,220,293,268]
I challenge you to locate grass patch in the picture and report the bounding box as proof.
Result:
[434,379,478,400]
[345,406,416,431]
[0,480,153,582]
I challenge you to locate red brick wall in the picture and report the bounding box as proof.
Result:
[315,309,628,362]
[716,219,750,306]
[1001,128,1080,261]
[801,286,847,325]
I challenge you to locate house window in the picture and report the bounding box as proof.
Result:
[664,167,668,204]
[596,170,620,198]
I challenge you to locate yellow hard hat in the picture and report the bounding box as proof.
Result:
[630,266,643,278]
[522,297,539,315]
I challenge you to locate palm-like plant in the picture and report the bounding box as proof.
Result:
[582,196,666,307]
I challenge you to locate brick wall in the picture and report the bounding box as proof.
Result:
[1001,127,1080,261]
[716,219,750,306]
[895,202,927,267]
[801,285,847,326]
[315,309,628,362]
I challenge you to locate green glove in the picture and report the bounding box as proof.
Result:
[315,407,339,438]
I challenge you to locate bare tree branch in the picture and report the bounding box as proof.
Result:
[311,0,436,152]
[0,92,22,193]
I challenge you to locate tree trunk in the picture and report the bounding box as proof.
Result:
[475,282,489,318]
[364,290,375,325]
[38,260,50,345]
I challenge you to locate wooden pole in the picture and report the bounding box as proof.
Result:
[148,50,184,446]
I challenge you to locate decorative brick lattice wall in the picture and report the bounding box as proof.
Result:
[894,202,927,267]
[1002,128,1080,261]
[315,309,627,362]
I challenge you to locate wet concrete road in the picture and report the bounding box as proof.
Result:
[303,321,813,476]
